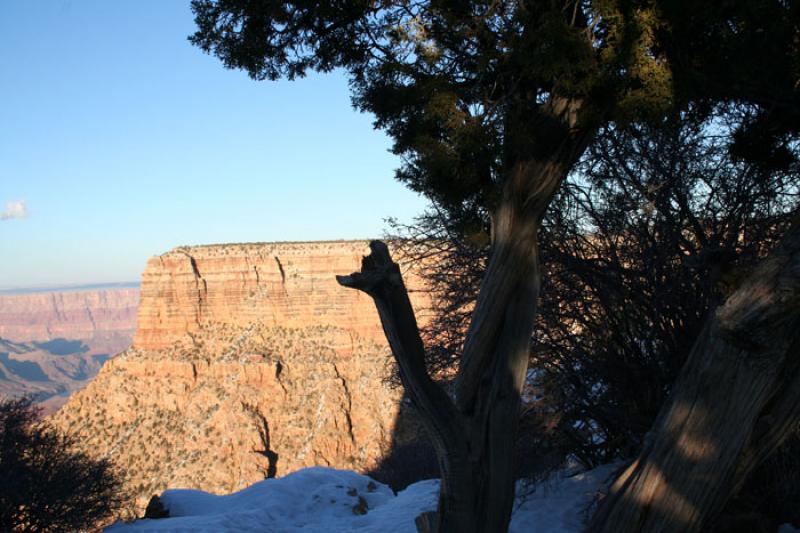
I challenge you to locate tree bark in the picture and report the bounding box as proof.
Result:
[589,216,800,533]
[336,167,573,533]
[337,241,474,532]
[338,96,591,533]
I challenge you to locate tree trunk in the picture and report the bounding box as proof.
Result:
[589,216,800,533]
[337,166,569,533]
[338,96,591,533]
[336,216,544,532]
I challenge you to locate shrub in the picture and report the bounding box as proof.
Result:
[0,397,128,532]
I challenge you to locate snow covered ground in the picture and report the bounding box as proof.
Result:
[108,464,800,532]
[108,464,621,532]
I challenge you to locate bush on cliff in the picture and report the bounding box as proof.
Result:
[0,396,128,532]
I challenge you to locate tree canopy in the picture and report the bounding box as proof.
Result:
[191,2,800,531]
[192,1,800,217]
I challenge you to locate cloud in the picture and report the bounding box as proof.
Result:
[1,200,28,221]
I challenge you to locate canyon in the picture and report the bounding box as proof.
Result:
[0,288,139,412]
[0,287,139,343]
[52,241,431,511]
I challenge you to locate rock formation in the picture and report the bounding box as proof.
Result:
[134,241,428,350]
[0,288,139,342]
[0,288,139,412]
[52,241,430,511]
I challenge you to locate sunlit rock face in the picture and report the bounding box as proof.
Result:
[133,241,429,350]
[53,241,430,511]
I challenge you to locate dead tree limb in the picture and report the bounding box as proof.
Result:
[337,241,470,532]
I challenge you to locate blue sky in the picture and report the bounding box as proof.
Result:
[0,1,428,288]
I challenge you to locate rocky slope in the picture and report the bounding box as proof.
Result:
[0,288,139,411]
[52,241,430,511]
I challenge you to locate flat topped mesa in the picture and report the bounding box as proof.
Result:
[53,239,432,513]
[134,240,430,350]
[161,239,374,258]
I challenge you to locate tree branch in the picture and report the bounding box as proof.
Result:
[337,241,466,453]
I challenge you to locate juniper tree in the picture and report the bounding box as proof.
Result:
[0,397,127,532]
[191,2,800,531]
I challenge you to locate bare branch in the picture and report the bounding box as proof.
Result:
[337,241,466,453]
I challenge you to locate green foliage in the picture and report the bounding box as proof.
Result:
[190,5,800,526]
[191,0,800,234]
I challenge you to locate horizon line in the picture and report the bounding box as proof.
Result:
[0,281,141,296]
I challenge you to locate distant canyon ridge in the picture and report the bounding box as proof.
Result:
[0,287,139,413]
[51,241,431,511]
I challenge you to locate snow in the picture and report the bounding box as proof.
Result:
[509,465,617,532]
[108,464,621,532]
[108,468,437,533]
[108,465,800,532]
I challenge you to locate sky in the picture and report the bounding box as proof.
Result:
[0,1,429,289]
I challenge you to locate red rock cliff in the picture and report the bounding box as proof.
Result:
[0,289,139,342]
[53,241,431,511]
[134,241,428,350]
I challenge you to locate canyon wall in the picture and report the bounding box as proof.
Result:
[53,241,431,511]
[134,241,429,350]
[0,288,139,342]
[0,288,140,412]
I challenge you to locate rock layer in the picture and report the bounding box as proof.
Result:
[0,289,139,342]
[0,289,139,411]
[53,241,430,511]
[134,241,429,350]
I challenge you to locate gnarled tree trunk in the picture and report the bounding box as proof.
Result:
[338,96,591,533]
[336,200,545,532]
[589,216,800,532]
